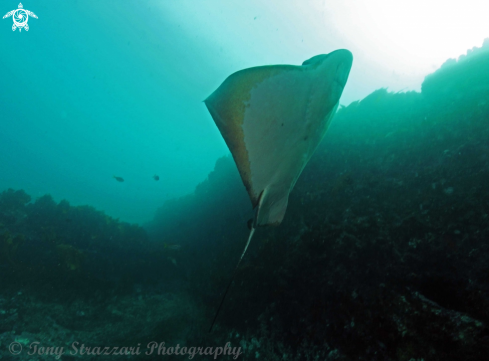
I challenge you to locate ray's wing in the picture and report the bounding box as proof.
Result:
[205,50,353,227]
[26,11,38,19]
[3,10,14,19]
[207,51,353,331]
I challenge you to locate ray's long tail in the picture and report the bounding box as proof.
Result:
[209,226,256,332]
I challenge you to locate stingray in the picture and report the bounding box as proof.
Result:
[205,49,353,331]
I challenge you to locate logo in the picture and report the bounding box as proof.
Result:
[3,3,37,32]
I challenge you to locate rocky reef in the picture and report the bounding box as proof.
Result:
[148,42,489,360]
[0,189,205,361]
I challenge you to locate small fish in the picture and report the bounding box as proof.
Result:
[153,174,160,181]
[113,176,124,182]
[167,257,177,266]
[164,243,181,250]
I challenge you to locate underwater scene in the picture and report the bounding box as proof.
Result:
[1,1,489,360]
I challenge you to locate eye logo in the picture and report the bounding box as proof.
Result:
[3,3,38,32]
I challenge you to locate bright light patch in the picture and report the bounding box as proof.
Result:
[324,0,489,74]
